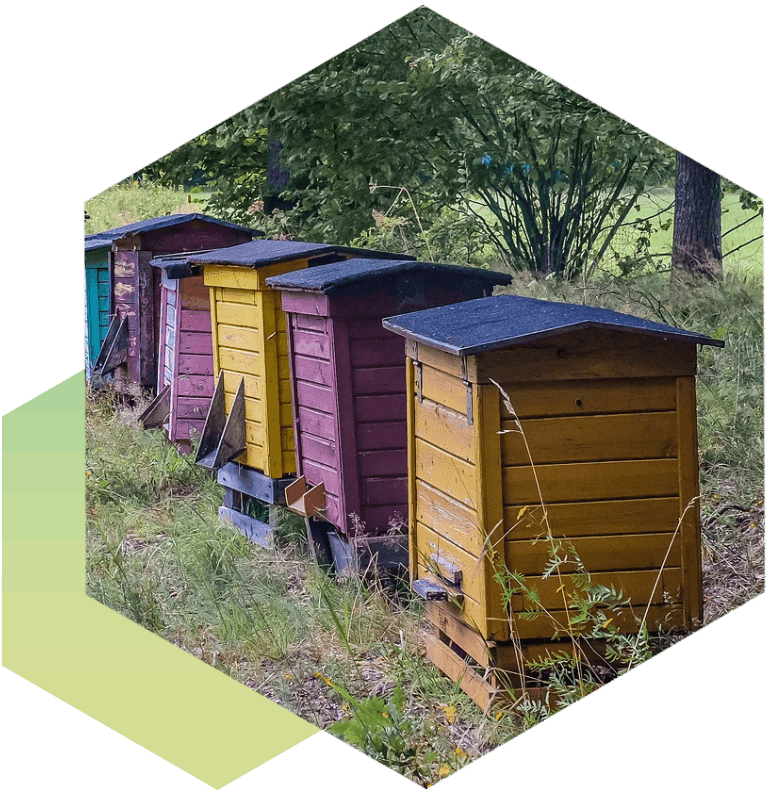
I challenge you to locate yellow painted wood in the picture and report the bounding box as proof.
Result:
[415,521,483,604]
[256,288,284,478]
[416,562,484,629]
[406,359,418,583]
[406,340,478,382]
[474,383,509,642]
[505,531,682,574]
[218,324,259,352]
[215,301,261,328]
[224,392,264,425]
[420,364,469,414]
[414,397,476,463]
[253,258,310,290]
[220,287,255,305]
[501,411,678,465]
[203,266,262,290]
[502,377,678,419]
[218,347,260,376]
[415,438,477,511]
[502,458,680,506]
[415,479,481,556]
[208,282,220,379]
[509,568,683,612]
[223,371,260,400]
[676,376,703,627]
[502,497,681,539]
[480,329,697,383]
[426,602,494,668]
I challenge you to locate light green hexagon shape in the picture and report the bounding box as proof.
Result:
[4,7,762,788]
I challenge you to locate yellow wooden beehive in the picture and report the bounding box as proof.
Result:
[383,294,723,708]
[188,241,412,481]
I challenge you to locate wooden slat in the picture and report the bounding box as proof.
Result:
[220,287,255,305]
[295,380,334,413]
[501,411,678,465]
[258,289,284,478]
[425,602,493,668]
[203,265,261,290]
[224,392,264,426]
[219,347,259,376]
[214,301,260,328]
[415,479,482,557]
[420,364,468,414]
[177,374,213,397]
[505,531,682,574]
[414,397,476,463]
[349,337,404,367]
[301,434,338,468]
[291,328,330,360]
[363,476,407,506]
[177,354,214,376]
[297,406,337,442]
[479,329,697,383]
[503,497,681,539]
[406,359,418,583]
[509,568,683,611]
[223,371,260,399]
[293,355,333,387]
[415,438,477,510]
[358,449,407,477]
[503,459,680,506]
[677,376,703,627]
[217,324,259,352]
[357,421,407,450]
[407,341,473,380]
[303,459,342,497]
[415,521,483,606]
[352,366,406,395]
[500,377,678,419]
[354,394,406,422]
[180,308,213,332]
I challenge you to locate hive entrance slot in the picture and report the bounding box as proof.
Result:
[284,475,326,518]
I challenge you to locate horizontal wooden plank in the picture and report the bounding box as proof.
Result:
[479,329,697,383]
[241,442,265,471]
[291,328,330,360]
[178,354,214,376]
[301,434,338,468]
[295,380,334,413]
[217,323,259,352]
[348,319,399,341]
[509,568,683,612]
[501,411,678,465]
[297,406,337,442]
[278,378,292,404]
[415,438,477,510]
[222,371,260,400]
[224,391,264,425]
[180,309,211,332]
[221,287,255,305]
[219,506,273,548]
[503,459,679,506]
[408,341,471,380]
[415,479,482,557]
[97,268,110,283]
[176,397,211,419]
[503,497,681,540]
[177,374,212,397]
[354,393,406,422]
[174,419,206,441]
[215,301,260,328]
[499,377,678,419]
[219,347,259,376]
[415,397,475,463]
[113,279,136,302]
[293,355,333,387]
[350,337,404,367]
[351,366,406,395]
[302,458,342,497]
[425,602,492,669]
[356,421,407,450]
[294,313,327,332]
[177,331,212,356]
[363,476,408,506]
[359,504,408,534]
[511,603,685,642]
[204,265,261,290]
[113,260,136,278]
[97,280,110,296]
[282,450,298,477]
[420,364,468,415]
[358,448,407,477]
[505,531,682,575]
[418,567,483,636]
[423,634,495,712]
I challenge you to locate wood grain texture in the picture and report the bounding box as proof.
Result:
[415,397,476,463]
[415,438,477,510]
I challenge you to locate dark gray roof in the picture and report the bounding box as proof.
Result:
[150,252,196,279]
[84,213,259,251]
[184,240,414,268]
[382,294,724,355]
[266,258,512,293]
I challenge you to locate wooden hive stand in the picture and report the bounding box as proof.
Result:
[383,294,724,710]
[267,258,511,575]
[188,241,414,548]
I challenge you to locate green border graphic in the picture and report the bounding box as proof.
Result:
[0,0,767,792]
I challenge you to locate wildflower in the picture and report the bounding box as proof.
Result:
[494,711,503,721]
[438,704,456,724]
[455,746,467,759]
[438,765,450,778]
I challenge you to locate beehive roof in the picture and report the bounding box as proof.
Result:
[266,257,512,293]
[84,213,259,251]
[382,294,724,354]
[185,240,414,268]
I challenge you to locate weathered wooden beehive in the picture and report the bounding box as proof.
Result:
[267,258,511,572]
[189,241,414,545]
[88,214,256,391]
[382,294,723,708]
[138,253,219,451]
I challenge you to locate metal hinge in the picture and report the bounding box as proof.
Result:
[415,360,423,403]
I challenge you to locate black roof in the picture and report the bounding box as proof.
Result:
[84,213,259,251]
[382,294,724,355]
[266,258,512,293]
[184,240,414,268]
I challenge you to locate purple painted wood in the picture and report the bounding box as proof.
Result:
[352,367,406,395]
[176,397,211,419]
[296,380,335,413]
[178,331,213,355]
[177,374,213,397]
[293,355,333,387]
[349,337,404,367]
[363,476,408,506]
[178,354,214,376]
[291,328,331,359]
[302,459,342,497]
[354,394,407,422]
[180,310,211,332]
[301,434,338,468]
[356,421,407,450]
[359,449,408,477]
[297,406,337,441]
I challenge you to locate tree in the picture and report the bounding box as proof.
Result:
[147,8,672,276]
[672,152,722,280]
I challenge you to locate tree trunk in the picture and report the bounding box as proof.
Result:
[672,152,722,279]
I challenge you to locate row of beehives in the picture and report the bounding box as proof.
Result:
[85,213,722,708]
